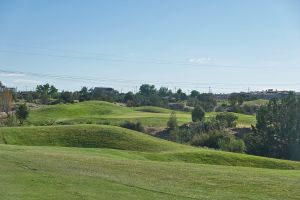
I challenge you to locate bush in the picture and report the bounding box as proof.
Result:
[192,106,205,122]
[121,121,144,132]
[3,114,18,127]
[167,111,178,131]
[16,104,29,125]
[41,119,56,126]
[218,137,246,153]
[190,131,226,149]
[215,112,238,128]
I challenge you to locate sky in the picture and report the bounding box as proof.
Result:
[0,0,299,93]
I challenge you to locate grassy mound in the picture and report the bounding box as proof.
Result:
[133,106,176,113]
[1,124,299,170]
[0,144,300,200]
[0,125,183,152]
[28,101,256,127]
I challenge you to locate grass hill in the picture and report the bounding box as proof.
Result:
[1,124,299,199]
[1,143,300,200]
[0,125,183,152]
[28,101,256,127]
[1,124,299,170]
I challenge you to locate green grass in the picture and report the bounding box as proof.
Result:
[28,101,256,127]
[1,101,298,199]
[132,106,176,113]
[0,125,184,152]
[1,124,299,170]
[1,124,300,199]
[0,144,299,200]
[243,99,269,106]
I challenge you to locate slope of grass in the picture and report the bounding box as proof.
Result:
[132,106,176,113]
[0,144,299,200]
[0,125,184,152]
[1,124,299,170]
[28,101,256,127]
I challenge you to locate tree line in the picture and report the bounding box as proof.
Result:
[18,83,217,112]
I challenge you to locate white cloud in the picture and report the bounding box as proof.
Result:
[13,79,40,84]
[188,57,212,64]
[0,73,26,77]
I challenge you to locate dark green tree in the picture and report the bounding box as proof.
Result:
[192,106,205,122]
[59,91,73,103]
[139,84,156,96]
[78,87,90,102]
[16,104,29,125]
[245,93,300,160]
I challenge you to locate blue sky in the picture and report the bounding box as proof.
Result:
[0,0,299,93]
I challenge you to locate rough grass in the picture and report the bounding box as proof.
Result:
[1,124,299,170]
[0,144,299,200]
[28,101,256,127]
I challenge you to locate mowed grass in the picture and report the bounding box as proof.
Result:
[28,101,256,127]
[243,99,269,106]
[1,124,299,170]
[0,144,300,200]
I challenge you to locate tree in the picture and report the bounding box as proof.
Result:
[124,92,134,102]
[190,90,200,98]
[16,104,29,125]
[167,111,178,131]
[176,88,187,101]
[59,91,73,103]
[245,93,300,160]
[192,106,205,122]
[78,87,90,102]
[228,93,238,106]
[139,84,156,96]
[228,93,245,106]
[158,87,169,97]
[36,84,58,104]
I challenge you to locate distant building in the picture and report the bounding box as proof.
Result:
[0,81,16,93]
[93,87,118,94]
[168,103,186,110]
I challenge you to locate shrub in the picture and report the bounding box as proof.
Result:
[190,131,226,149]
[167,111,178,131]
[121,121,144,132]
[218,137,246,153]
[15,104,29,125]
[215,112,238,128]
[191,106,205,122]
[3,114,18,127]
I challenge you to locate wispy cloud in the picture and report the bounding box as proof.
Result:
[0,73,26,77]
[13,79,40,84]
[188,57,212,64]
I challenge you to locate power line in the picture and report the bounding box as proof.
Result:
[1,49,298,71]
[0,67,299,92]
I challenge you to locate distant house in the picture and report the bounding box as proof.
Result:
[168,103,186,110]
[0,81,16,93]
[93,87,116,93]
[0,82,15,113]
[0,81,5,92]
